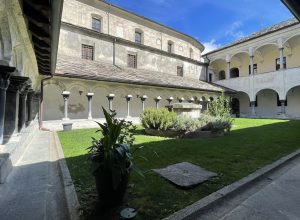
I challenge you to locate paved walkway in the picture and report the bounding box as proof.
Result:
[43,117,140,131]
[0,131,69,220]
[196,156,300,220]
[220,161,300,220]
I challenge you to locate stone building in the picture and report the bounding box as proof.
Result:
[43,0,229,120]
[0,0,63,182]
[206,18,300,119]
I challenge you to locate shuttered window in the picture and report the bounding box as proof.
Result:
[82,44,94,60]
[92,18,101,32]
[127,54,137,68]
[177,66,183,77]
[135,31,142,44]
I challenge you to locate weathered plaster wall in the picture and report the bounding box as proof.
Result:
[43,77,220,120]
[61,0,202,60]
[58,28,205,80]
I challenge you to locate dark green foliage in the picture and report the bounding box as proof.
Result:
[87,107,137,189]
[140,108,177,131]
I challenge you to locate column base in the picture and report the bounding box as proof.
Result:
[62,118,70,121]
[126,115,132,119]
[88,116,93,120]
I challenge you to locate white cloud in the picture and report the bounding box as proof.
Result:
[202,39,222,54]
[225,21,245,40]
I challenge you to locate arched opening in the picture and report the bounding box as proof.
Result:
[230,52,250,77]
[286,86,300,118]
[255,89,280,116]
[232,92,250,117]
[230,68,239,78]
[283,34,300,69]
[219,70,226,80]
[231,98,240,117]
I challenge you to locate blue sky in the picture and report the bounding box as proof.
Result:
[107,0,293,53]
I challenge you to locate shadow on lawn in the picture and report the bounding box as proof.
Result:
[63,119,300,220]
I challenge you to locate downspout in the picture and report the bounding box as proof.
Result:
[39,74,53,131]
[204,55,210,82]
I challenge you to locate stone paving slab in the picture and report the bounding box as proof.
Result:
[153,162,217,189]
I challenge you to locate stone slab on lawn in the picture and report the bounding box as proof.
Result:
[153,162,217,189]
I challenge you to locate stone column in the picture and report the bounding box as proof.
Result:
[250,101,256,117]
[227,62,231,79]
[279,47,284,70]
[167,97,174,105]
[140,95,147,111]
[155,96,162,109]
[4,76,28,137]
[86,92,94,119]
[62,91,70,120]
[26,90,34,126]
[126,95,133,118]
[107,94,115,111]
[280,100,286,115]
[18,87,29,132]
[250,55,254,75]
[0,66,15,144]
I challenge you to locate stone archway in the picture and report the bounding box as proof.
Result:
[286,86,300,118]
[255,89,280,117]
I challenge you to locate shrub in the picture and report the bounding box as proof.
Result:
[203,91,233,132]
[201,114,232,132]
[175,115,204,132]
[140,108,177,131]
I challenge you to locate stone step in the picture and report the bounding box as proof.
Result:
[0,121,38,183]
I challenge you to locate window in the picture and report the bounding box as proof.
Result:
[127,54,137,68]
[92,17,101,32]
[248,64,257,75]
[168,41,173,53]
[208,73,213,82]
[230,68,239,78]
[190,48,193,59]
[135,31,142,44]
[177,66,183,77]
[219,70,226,80]
[81,44,94,60]
[275,57,286,70]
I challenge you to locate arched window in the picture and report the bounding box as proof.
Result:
[135,28,144,44]
[219,70,226,80]
[230,68,239,78]
[167,40,174,53]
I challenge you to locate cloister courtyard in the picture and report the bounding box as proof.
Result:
[58,118,300,219]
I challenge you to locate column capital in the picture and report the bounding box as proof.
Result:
[86,92,94,97]
[62,91,70,99]
[126,94,133,101]
[7,76,29,92]
[140,95,148,101]
[155,96,162,102]
[107,93,115,100]
[0,66,15,90]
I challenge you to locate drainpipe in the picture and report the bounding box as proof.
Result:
[113,38,116,66]
[39,74,53,131]
[204,55,210,82]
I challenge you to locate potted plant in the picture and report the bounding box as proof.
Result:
[88,107,137,209]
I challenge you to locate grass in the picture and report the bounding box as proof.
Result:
[58,118,300,219]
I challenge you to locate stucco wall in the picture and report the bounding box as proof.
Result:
[58,27,205,80]
[62,0,202,60]
[43,77,220,120]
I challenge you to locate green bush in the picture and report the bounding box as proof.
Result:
[201,114,232,132]
[175,115,204,132]
[203,91,233,132]
[140,108,177,131]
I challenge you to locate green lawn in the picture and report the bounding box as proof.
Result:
[58,118,300,219]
